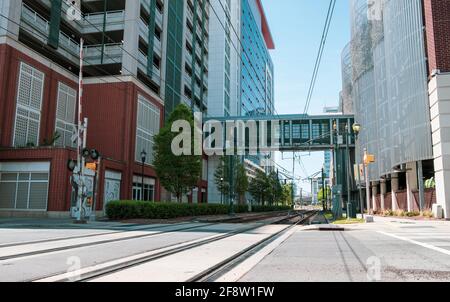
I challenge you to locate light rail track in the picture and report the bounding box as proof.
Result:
[32,211,311,282]
[189,211,318,282]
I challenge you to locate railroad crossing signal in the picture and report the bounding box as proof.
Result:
[71,125,78,145]
[85,162,97,172]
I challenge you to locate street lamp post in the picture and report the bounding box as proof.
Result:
[140,150,147,201]
[345,123,354,219]
[352,123,364,218]
[364,148,371,215]
[228,155,235,216]
[220,177,224,205]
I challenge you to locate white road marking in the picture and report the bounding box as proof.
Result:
[378,231,450,256]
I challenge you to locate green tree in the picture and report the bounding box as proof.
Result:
[249,170,269,205]
[266,171,282,206]
[153,104,201,203]
[214,157,249,205]
[280,184,293,206]
[235,162,249,205]
[214,157,230,203]
[318,186,331,209]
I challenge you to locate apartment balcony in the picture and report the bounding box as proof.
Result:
[186,6,194,24]
[202,75,208,89]
[204,18,209,32]
[155,8,163,26]
[194,65,201,80]
[83,11,125,34]
[38,0,83,31]
[20,4,80,64]
[195,44,202,60]
[184,72,192,87]
[138,19,162,56]
[195,25,203,39]
[196,6,202,20]
[138,50,161,84]
[186,28,193,44]
[194,83,201,100]
[84,43,123,65]
[140,0,164,28]
[203,56,209,71]
[185,50,193,66]
[202,90,208,105]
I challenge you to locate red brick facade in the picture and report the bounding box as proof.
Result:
[0,43,209,215]
[424,0,450,74]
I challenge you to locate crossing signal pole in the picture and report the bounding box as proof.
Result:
[75,38,87,223]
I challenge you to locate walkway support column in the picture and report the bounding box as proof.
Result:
[406,162,418,212]
[380,179,387,211]
[372,181,379,213]
[391,173,399,211]
[429,73,450,219]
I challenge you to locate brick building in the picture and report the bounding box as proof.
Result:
[0,0,210,217]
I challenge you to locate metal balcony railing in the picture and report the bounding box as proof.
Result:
[21,4,80,63]
[83,10,125,33]
[84,43,123,65]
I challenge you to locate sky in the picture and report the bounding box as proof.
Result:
[261,0,351,196]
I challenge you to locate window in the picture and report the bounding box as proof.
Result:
[55,83,77,147]
[0,172,49,210]
[301,124,309,139]
[136,95,161,165]
[132,176,155,201]
[14,63,45,147]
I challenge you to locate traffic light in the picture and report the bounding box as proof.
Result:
[82,148,91,158]
[67,159,77,172]
[90,149,100,160]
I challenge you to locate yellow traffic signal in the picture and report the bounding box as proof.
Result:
[364,153,375,165]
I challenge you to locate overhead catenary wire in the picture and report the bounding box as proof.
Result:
[303,0,337,115]
[0,13,152,103]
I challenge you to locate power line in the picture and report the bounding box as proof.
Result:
[0,13,149,102]
[303,0,337,114]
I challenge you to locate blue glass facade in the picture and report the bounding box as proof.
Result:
[240,0,274,118]
[241,0,274,166]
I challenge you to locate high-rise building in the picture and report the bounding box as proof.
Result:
[0,0,211,217]
[347,0,450,218]
[206,0,275,203]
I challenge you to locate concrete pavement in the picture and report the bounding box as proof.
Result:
[238,219,450,282]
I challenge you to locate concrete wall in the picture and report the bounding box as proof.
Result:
[429,72,450,219]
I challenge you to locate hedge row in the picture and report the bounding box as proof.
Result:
[105,201,291,220]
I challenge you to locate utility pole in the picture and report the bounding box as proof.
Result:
[76,38,87,223]
[300,188,303,206]
[364,148,371,215]
[322,167,326,211]
[292,151,295,209]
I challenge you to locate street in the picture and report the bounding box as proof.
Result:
[1,214,449,282]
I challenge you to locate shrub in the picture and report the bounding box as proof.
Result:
[394,209,406,217]
[105,201,291,220]
[405,211,420,217]
[383,209,394,217]
[421,210,434,218]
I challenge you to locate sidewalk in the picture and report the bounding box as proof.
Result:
[372,215,450,226]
